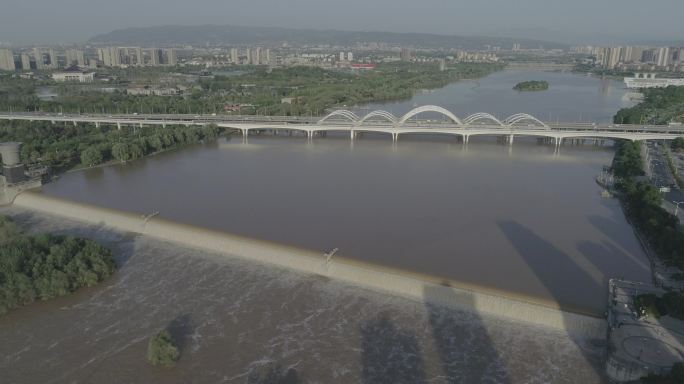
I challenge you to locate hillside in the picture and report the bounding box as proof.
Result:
[89,24,566,49]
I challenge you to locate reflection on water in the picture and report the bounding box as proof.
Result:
[41,135,649,313]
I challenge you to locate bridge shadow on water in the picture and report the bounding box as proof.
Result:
[496,220,607,382]
[360,313,428,383]
[422,285,512,384]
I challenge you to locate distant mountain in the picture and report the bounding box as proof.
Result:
[89,24,567,50]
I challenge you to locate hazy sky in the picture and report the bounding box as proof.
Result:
[1,0,682,45]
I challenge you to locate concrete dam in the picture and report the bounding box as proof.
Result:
[11,191,607,339]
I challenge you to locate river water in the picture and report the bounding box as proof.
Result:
[1,70,646,382]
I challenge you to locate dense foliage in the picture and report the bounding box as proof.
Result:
[147,330,179,367]
[635,293,684,320]
[612,141,684,270]
[513,80,549,91]
[0,215,115,315]
[614,86,684,125]
[0,63,503,116]
[0,120,220,171]
[672,137,684,151]
[642,362,684,384]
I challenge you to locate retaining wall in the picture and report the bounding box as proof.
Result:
[12,191,607,338]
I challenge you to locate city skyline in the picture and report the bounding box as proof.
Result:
[1,0,684,45]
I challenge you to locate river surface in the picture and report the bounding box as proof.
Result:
[38,71,647,313]
[1,70,647,382]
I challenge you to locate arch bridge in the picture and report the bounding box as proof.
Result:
[0,105,682,146]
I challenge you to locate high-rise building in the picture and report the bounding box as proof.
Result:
[111,47,122,67]
[249,48,261,65]
[20,54,31,70]
[0,49,16,71]
[339,51,345,61]
[260,48,270,65]
[65,49,86,67]
[656,47,670,67]
[33,48,45,69]
[347,52,353,62]
[602,47,622,69]
[165,49,177,65]
[230,48,239,64]
[48,49,58,68]
[400,48,413,61]
[135,47,144,66]
[642,49,656,63]
[149,48,162,66]
[97,48,111,66]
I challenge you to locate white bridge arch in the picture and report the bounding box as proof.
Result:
[504,113,549,129]
[463,113,505,127]
[318,106,553,129]
[398,105,463,125]
[318,110,360,124]
[359,110,398,124]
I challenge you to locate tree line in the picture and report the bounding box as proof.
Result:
[0,120,222,172]
[612,141,684,271]
[614,86,684,125]
[0,62,504,117]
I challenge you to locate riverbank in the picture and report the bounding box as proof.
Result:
[10,190,607,338]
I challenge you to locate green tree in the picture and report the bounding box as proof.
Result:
[111,142,130,163]
[80,147,104,167]
[147,330,179,367]
[672,137,684,152]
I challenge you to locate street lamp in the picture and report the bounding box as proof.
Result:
[673,201,684,217]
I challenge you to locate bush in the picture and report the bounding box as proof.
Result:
[634,294,664,318]
[147,330,179,367]
[642,362,684,383]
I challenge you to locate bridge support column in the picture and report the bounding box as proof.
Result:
[350,130,355,140]
[463,135,469,144]
[73,120,77,127]
[95,122,100,128]
[117,122,122,130]
[392,133,398,143]
[554,137,563,148]
[307,131,313,141]
[139,123,143,129]
[509,134,514,145]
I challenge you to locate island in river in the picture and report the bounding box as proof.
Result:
[513,80,549,91]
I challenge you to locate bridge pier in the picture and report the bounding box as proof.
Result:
[73,120,77,127]
[117,122,122,130]
[350,130,355,140]
[392,133,398,143]
[95,122,100,128]
[463,135,469,144]
[307,131,313,141]
[509,134,514,145]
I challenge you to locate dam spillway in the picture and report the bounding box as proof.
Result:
[13,191,607,338]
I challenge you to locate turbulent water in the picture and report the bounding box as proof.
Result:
[0,209,606,383]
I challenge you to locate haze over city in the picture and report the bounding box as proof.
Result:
[1,0,684,44]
